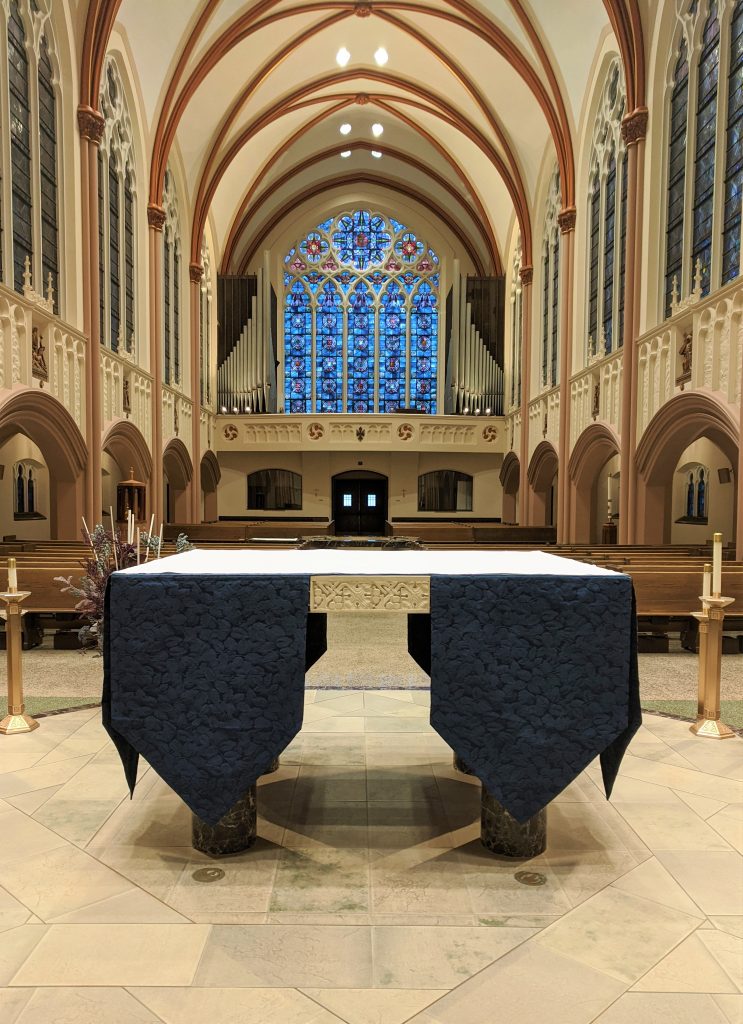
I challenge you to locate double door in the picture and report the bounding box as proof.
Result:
[332,478,387,535]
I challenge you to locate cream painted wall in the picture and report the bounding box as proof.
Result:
[671,439,736,545]
[0,436,50,541]
[217,451,503,521]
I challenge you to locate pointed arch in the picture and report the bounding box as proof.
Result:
[500,451,520,524]
[102,418,152,482]
[527,440,559,527]
[567,423,620,542]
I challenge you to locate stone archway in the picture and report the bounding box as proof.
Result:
[499,451,520,524]
[527,441,559,526]
[163,438,193,524]
[0,389,87,538]
[200,450,221,522]
[635,392,739,544]
[568,423,620,543]
[102,419,153,523]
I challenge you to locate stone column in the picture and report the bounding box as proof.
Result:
[189,263,203,524]
[556,208,576,543]
[618,109,648,544]
[147,204,166,525]
[518,265,533,526]
[77,106,105,529]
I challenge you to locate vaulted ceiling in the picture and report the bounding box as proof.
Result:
[81,0,646,274]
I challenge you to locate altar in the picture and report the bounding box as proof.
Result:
[103,549,640,857]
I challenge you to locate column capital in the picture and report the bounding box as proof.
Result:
[558,206,577,234]
[621,107,649,146]
[189,262,204,283]
[77,105,105,145]
[147,204,167,231]
[354,1,373,14]
[519,265,533,285]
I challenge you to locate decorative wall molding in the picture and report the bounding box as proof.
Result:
[310,576,431,612]
[76,104,105,144]
[147,204,166,231]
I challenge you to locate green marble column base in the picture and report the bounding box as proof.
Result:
[481,786,547,858]
[192,785,257,856]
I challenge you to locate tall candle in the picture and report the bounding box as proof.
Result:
[712,532,723,596]
[703,562,712,600]
[607,475,612,501]
[7,557,17,593]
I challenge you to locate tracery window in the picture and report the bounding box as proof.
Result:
[665,1,743,314]
[586,60,628,359]
[541,168,561,388]
[283,210,440,413]
[162,168,181,386]
[509,236,523,409]
[99,58,136,352]
[200,238,213,406]
[0,2,60,305]
[12,460,42,519]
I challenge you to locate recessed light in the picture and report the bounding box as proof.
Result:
[340,123,352,135]
[371,122,384,137]
[340,150,352,158]
[374,47,388,66]
[371,150,382,158]
[336,47,351,67]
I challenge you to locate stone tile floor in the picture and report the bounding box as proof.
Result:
[0,691,740,1023]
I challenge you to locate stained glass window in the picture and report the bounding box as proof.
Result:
[174,250,181,384]
[164,237,171,385]
[618,150,628,346]
[541,247,549,387]
[723,0,743,284]
[283,211,439,413]
[162,169,180,386]
[410,281,438,414]
[98,150,105,344]
[691,3,720,296]
[347,281,374,413]
[603,153,616,353]
[124,173,135,351]
[38,34,59,312]
[551,233,560,382]
[588,175,600,351]
[109,153,120,352]
[8,1,32,294]
[666,44,689,315]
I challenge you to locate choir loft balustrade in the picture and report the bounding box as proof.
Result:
[527,389,560,461]
[569,348,623,451]
[100,347,152,447]
[162,384,193,454]
[215,413,505,454]
[0,283,86,435]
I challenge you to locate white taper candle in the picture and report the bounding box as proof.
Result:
[712,532,723,596]
[703,562,712,600]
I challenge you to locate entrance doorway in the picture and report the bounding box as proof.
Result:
[332,471,388,535]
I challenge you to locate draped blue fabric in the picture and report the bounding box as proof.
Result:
[428,574,640,822]
[103,573,312,824]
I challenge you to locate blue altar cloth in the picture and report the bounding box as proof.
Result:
[103,550,640,828]
[429,574,640,821]
[103,573,313,824]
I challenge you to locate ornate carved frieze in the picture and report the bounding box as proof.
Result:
[147,204,166,231]
[419,423,476,445]
[621,107,649,146]
[77,105,105,145]
[310,576,431,612]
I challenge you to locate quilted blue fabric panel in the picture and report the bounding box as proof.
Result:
[429,574,641,822]
[103,573,310,825]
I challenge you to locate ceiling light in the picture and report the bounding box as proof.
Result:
[371,122,384,137]
[336,46,351,67]
[340,150,352,158]
[374,47,388,66]
[371,150,383,158]
[339,122,352,135]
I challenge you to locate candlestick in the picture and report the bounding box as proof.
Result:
[607,475,612,502]
[7,558,17,594]
[712,532,722,596]
[0,590,39,735]
[702,562,711,600]
[136,527,141,565]
[158,524,164,557]
[691,594,736,740]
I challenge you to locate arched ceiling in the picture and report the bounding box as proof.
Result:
[83,0,646,274]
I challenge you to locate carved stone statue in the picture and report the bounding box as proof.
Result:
[123,378,131,415]
[592,381,601,420]
[679,332,693,376]
[31,327,48,383]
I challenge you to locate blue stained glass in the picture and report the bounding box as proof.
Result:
[379,282,407,412]
[691,6,719,297]
[347,281,375,413]
[666,43,689,316]
[410,281,438,414]
[299,231,329,263]
[315,281,343,412]
[284,280,312,413]
[332,211,391,269]
[395,232,424,263]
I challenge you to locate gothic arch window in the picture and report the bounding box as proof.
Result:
[586,60,628,359]
[99,57,136,353]
[283,210,440,413]
[2,3,61,310]
[12,459,42,519]
[679,464,710,522]
[509,236,523,409]
[665,1,743,314]
[541,168,560,389]
[200,238,213,407]
[162,168,181,387]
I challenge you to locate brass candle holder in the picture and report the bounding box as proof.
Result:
[690,591,736,740]
[0,559,39,735]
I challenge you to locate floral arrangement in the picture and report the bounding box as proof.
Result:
[56,522,193,652]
